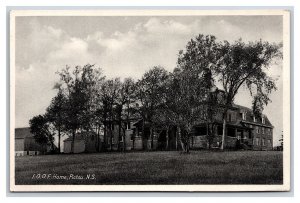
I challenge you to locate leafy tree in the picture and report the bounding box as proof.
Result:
[171,34,221,152]
[115,78,136,151]
[214,39,282,149]
[29,115,55,151]
[135,66,169,149]
[100,78,121,151]
[45,87,67,153]
[92,72,106,152]
[178,35,281,150]
[57,64,102,153]
[164,67,211,153]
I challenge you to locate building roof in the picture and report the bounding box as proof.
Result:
[63,131,97,142]
[233,104,273,127]
[15,127,34,139]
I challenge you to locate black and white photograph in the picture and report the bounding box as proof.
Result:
[9,10,290,192]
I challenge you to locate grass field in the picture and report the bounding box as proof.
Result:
[15,150,283,185]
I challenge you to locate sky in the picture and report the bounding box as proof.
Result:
[15,15,283,146]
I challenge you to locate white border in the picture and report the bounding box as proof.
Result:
[9,9,291,192]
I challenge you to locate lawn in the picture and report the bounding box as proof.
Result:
[15,150,283,185]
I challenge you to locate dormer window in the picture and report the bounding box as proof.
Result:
[253,116,256,122]
[242,112,246,120]
[262,117,265,124]
[228,113,232,122]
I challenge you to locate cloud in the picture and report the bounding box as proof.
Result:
[82,17,204,79]
[15,16,283,130]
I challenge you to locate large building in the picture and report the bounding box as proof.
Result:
[62,103,274,153]
[100,104,274,151]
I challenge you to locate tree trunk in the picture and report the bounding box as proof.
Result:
[97,124,100,152]
[220,117,226,150]
[186,139,190,153]
[178,127,185,152]
[58,125,61,153]
[184,130,191,153]
[150,125,154,150]
[122,127,126,152]
[206,122,210,149]
[166,127,169,150]
[103,120,107,151]
[71,129,76,153]
[207,123,214,149]
[110,122,113,151]
[142,119,145,150]
[118,118,122,151]
[176,126,178,151]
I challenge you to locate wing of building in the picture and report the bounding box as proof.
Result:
[188,104,273,150]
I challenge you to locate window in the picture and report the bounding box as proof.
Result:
[127,121,131,129]
[253,116,256,122]
[227,128,235,137]
[256,126,260,133]
[256,138,260,146]
[262,138,265,146]
[217,126,223,135]
[262,127,265,134]
[196,127,207,136]
[268,139,272,146]
[242,112,246,120]
[228,113,232,122]
[262,117,265,124]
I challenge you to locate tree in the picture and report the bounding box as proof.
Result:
[57,64,103,153]
[214,39,281,150]
[99,78,121,151]
[177,35,281,151]
[135,66,169,150]
[45,86,67,153]
[115,78,136,151]
[164,67,211,153]
[171,34,221,152]
[92,72,106,152]
[279,131,283,150]
[29,115,55,152]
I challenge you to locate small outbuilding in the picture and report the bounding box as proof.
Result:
[15,127,48,156]
[63,132,100,153]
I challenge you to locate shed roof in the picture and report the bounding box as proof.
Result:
[63,131,97,142]
[15,127,34,139]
